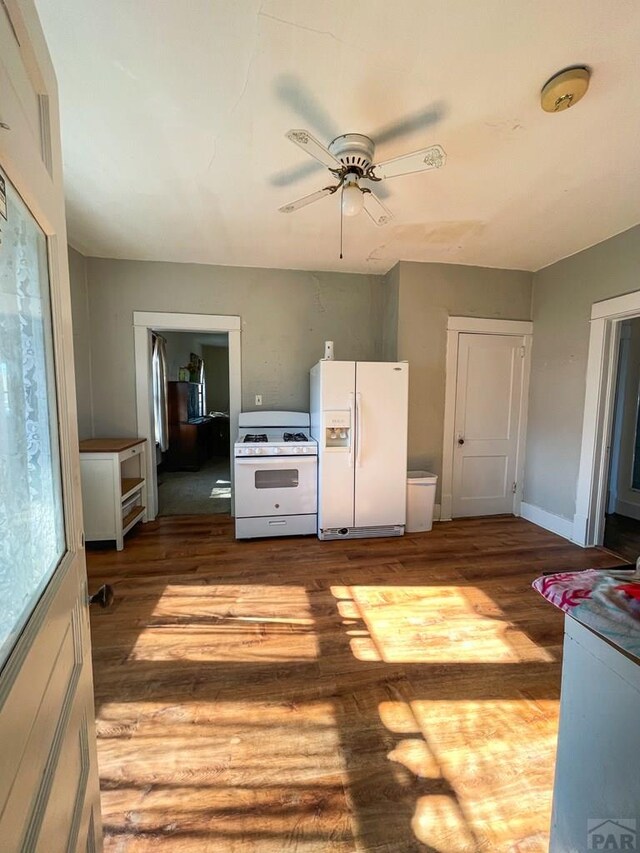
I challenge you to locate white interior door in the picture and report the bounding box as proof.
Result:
[354,362,409,527]
[0,2,102,849]
[452,333,526,518]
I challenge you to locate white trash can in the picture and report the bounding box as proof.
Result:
[406,471,438,533]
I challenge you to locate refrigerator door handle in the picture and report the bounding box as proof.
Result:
[348,392,355,468]
[356,391,363,467]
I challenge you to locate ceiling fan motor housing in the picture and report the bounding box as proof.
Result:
[328,133,375,175]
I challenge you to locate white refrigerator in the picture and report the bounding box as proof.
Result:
[310,360,409,540]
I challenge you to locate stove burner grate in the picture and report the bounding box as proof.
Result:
[284,432,308,442]
[243,433,268,443]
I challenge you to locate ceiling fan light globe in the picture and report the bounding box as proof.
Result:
[342,183,365,217]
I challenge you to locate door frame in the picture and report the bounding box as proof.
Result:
[1,0,102,846]
[440,316,533,521]
[133,311,241,520]
[574,290,640,547]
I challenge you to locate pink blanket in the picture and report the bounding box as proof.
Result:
[533,569,640,658]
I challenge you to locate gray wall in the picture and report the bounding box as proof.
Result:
[86,258,383,437]
[381,263,399,361]
[162,331,203,381]
[203,343,229,413]
[67,246,93,439]
[396,262,533,492]
[525,224,640,521]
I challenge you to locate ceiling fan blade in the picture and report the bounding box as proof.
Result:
[285,129,342,170]
[360,177,391,200]
[372,144,446,180]
[371,102,444,146]
[270,159,323,188]
[275,74,340,141]
[279,186,336,214]
[363,191,393,227]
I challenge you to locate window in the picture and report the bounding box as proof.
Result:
[0,169,65,668]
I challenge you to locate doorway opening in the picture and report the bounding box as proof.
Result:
[154,331,232,516]
[602,317,640,561]
[133,312,241,520]
[574,291,640,547]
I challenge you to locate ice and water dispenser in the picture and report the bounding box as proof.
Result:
[323,410,351,450]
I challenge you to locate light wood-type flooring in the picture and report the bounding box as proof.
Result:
[86,515,622,852]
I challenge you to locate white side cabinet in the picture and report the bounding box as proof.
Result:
[79,438,148,550]
[550,617,640,850]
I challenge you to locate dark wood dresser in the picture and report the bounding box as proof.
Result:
[165,381,214,471]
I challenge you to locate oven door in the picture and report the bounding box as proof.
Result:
[235,455,317,517]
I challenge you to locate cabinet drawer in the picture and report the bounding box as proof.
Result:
[118,443,142,463]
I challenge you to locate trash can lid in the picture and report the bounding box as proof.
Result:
[407,470,438,483]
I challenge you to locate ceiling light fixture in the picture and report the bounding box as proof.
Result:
[541,66,591,113]
[341,177,365,217]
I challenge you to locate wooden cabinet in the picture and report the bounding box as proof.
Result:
[79,438,147,550]
[165,381,216,471]
[211,415,230,456]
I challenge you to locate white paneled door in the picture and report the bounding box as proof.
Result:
[452,333,526,518]
[0,2,102,850]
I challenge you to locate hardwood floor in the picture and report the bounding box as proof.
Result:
[603,512,640,563]
[86,515,620,852]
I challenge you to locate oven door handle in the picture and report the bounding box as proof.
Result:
[348,392,355,468]
[235,455,316,465]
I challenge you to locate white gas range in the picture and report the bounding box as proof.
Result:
[234,411,318,539]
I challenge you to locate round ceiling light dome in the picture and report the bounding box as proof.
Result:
[342,181,365,217]
[541,66,591,113]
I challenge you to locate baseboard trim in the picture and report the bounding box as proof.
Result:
[520,501,575,542]
[614,499,640,522]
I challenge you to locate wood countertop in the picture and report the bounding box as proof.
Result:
[79,437,146,453]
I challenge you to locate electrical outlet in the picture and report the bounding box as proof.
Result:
[255,395,262,406]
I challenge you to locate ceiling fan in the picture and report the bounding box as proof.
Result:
[278,130,446,226]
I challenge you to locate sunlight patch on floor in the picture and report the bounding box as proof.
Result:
[332,584,553,663]
[129,584,319,661]
[378,695,559,852]
[413,794,479,851]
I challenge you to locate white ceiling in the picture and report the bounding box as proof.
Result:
[36,0,640,274]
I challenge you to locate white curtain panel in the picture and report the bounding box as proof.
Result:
[152,334,169,451]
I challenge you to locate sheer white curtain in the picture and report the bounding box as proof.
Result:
[198,357,206,415]
[152,334,168,451]
[0,169,65,667]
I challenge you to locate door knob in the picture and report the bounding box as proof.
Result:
[89,584,114,608]
[457,437,465,445]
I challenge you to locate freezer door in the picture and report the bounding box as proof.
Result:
[311,361,356,529]
[354,362,409,527]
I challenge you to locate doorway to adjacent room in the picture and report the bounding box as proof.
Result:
[154,331,232,516]
[603,317,640,561]
[133,312,241,520]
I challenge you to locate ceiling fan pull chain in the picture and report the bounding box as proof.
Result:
[339,186,344,260]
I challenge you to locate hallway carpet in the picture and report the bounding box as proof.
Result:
[157,457,231,515]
